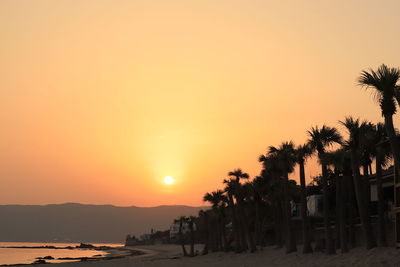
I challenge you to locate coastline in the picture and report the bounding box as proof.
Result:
[0,244,144,266]
[27,244,400,267]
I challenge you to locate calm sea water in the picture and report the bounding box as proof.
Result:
[0,242,123,265]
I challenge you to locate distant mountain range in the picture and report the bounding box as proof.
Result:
[0,203,207,243]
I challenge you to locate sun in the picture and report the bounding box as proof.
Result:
[163,176,174,185]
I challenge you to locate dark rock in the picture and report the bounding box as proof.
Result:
[35,255,54,260]
[76,243,95,249]
[33,259,47,264]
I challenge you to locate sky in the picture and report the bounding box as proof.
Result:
[1,0,400,207]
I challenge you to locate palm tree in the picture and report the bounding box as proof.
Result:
[339,117,376,249]
[324,148,349,253]
[259,154,285,248]
[267,141,297,253]
[358,64,400,166]
[358,66,400,226]
[203,190,229,251]
[249,176,267,247]
[223,178,243,253]
[188,216,196,257]
[227,169,256,252]
[198,210,209,255]
[295,144,313,253]
[175,216,188,256]
[307,125,342,254]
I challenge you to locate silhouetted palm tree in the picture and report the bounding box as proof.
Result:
[188,216,196,256]
[324,148,349,253]
[340,116,376,249]
[358,64,400,187]
[248,176,266,247]
[198,210,209,255]
[295,144,313,253]
[223,178,243,253]
[267,141,297,253]
[175,216,188,256]
[227,169,256,252]
[259,154,285,248]
[308,125,342,254]
[203,190,229,251]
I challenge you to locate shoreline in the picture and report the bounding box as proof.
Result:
[0,244,145,266]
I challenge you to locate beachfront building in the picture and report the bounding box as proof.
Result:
[369,167,395,219]
[306,194,324,217]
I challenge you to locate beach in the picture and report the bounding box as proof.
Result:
[33,244,400,267]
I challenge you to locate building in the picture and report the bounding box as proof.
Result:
[306,194,324,217]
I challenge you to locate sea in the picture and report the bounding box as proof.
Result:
[0,242,123,265]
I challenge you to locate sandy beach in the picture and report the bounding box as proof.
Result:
[32,244,400,267]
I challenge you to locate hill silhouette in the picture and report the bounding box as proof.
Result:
[0,203,207,243]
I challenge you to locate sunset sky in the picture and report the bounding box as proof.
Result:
[1,0,400,207]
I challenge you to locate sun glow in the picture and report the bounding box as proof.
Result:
[163,176,174,185]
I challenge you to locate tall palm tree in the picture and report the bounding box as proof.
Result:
[358,65,400,219]
[249,176,268,247]
[324,148,349,253]
[258,155,285,248]
[308,125,342,254]
[339,117,376,249]
[175,216,188,256]
[223,178,243,253]
[198,210,209,255]
[203,190,229,251]
[267,141,297,253]
[358,64,400,163]
[227,169,256,252]
[295,144,313,253]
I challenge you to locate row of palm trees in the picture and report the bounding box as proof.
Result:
[176,64,400,256]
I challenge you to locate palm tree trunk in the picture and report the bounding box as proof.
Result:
[350,150,376,249]
[220,209,229,252]
[237,198,256,252]
[338,175,348,253]
[228,193,242,253]
[299,160,313,253]
[283,172,297,253]
[321,163,335,254]
[384,114,400,175]
[346,173,357,248]
[274,201,283,248]
[383,114,400,247]
[215,216,221,251]
[179,219,188,256]
[376,149,387,246]
[335,173,341,250]
[202,212,209,255]
[234,199,248,251]
[189,222,195,256]
[363,164,372,218]
[254,198,263,247]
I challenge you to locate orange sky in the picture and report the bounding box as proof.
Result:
[1,0,400,206]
